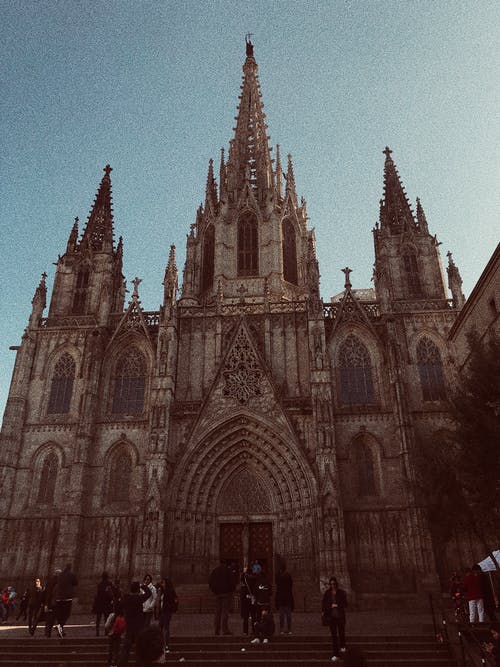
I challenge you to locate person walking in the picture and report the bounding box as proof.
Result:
[93,572,113,636]
[27,577,44,636]
[208,560,237,636]
[44,568,61,638]
[275,563,294,634]
[107,607,126,667]
[463,564,486,623]
[155,576,178,651]
[322,576,348,662]
[53,563,77,638]
[141,574,157,627]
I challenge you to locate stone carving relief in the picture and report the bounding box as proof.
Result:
[217,467,271,514]
[222,328,262,404]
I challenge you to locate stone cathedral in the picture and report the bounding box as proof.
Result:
[0,41,472,608]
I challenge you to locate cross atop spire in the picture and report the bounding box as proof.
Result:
[341,266,352,289]
[80,165,115,253]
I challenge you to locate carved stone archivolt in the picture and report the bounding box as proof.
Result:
[171,416,314,521]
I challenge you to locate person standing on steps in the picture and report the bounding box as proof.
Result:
[27,577,44,636]
[322,576,348,662]
[275,562,294,634]
[208,560,237,636]
[53,563,78,638]
[92,571,113,637]
[142,574,157,627]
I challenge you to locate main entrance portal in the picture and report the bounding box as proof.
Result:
[220,522,273,577]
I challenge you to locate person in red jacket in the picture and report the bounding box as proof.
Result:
[463,564,486,623]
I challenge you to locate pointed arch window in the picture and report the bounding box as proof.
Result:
[339,335,375,405]
[356,440,377,496]
[112,349,146,414]
[108,451,132,503]
[282,219,298,285]
[237,212,258,276]
[47,353,76,414]
[37,453,58,504]
[201,225,215,293]
[417,337,446,401]
[403,252,422,298]
[72,268,90,314]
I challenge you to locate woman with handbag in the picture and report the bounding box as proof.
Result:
[322,577,347,662]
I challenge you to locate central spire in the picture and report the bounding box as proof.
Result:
[226,38,274,204]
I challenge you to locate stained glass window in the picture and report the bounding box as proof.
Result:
[37,453,58,504]
[282,219,298,285]
[417,337,446,401]
[47,354,75,414]
[356,441,377,495]
[108,452,132,503]
[237,212,258,276]
[339,335,375,405]
[201,225,215,292]
[72,268,89,314]
[403,253,422,298]
[112,349,146,414]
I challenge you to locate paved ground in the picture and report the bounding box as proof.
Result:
[0,610,435,640]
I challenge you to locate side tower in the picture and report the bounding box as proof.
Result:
[374,148,448,311]
[0,167,127,587]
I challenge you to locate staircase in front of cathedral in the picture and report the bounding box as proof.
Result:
[0,635,457,665]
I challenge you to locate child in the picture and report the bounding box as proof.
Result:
[107,611,126,667]
[250,606,275,644]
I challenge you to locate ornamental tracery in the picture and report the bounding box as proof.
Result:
[222,328,262,404]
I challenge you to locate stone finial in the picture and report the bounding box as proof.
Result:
[341,267,352,290]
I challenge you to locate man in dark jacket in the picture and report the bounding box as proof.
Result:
[54,563,77,638]
[208,561,237,635]
[117,580,152,667]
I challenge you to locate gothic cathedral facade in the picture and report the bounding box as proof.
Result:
[0,41,470,606]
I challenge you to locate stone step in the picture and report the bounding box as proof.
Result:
[0,634,457,666]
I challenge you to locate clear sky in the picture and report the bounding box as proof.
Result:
[1,0,499,417]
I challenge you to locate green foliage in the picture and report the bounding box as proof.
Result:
[415,331,500,551]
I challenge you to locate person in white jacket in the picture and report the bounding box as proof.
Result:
[142,574,157,626]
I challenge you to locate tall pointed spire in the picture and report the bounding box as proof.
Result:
[415,197,429,233]
[204,159,218,213]
[163,244,178,307]
[66,217,79,253]
[226,38,274,204]
[446,251,465,309]
[219,148,227,202]
[29,272,47,327]
[379,147,415,231]
[285,153,298,206]
[275,144,283,201]
[80,165,115,253]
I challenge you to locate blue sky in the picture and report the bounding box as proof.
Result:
[1,0,499,417]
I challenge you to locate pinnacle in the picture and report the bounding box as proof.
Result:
[80,165,115,253]
[380,148,415,231]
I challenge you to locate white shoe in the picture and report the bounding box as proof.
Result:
[263,638,269,644]
[250,637,260,644]
[331,657,340,662]
[340,646,346,652]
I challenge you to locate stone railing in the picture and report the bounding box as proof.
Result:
[323,301,380,321]
[40,315,98,328]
